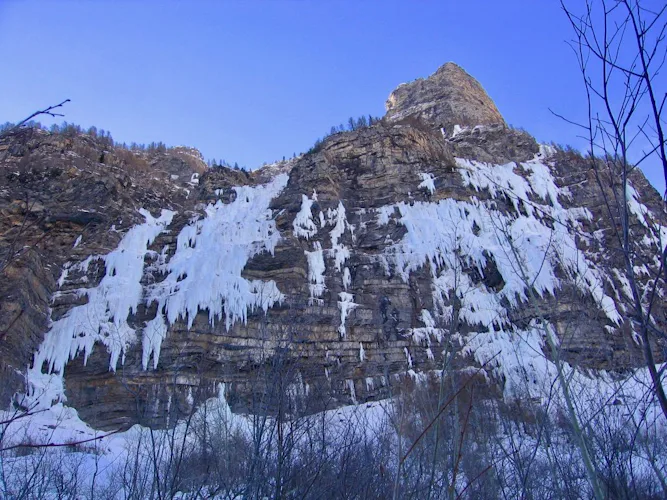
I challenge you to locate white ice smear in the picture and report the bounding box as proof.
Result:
[410,309,444,346]
[404,347,413,368]
[418,172,436,194]
[337,291,358,339]
[327,202,353,272]
[626,183,649,227]
[305,241,326,306]
[4,360,664,498]
[144,174,288,369]
[377,150,626,395]
[380,153,620,329]
[28,209,175,408]
[342,267,352,291]
[626,182,667,258]
[293,193,318,239]
[346,379,357,404]
[24,173,290,394]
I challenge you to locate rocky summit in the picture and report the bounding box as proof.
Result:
[0,62,665,432]
[385,62,506,132]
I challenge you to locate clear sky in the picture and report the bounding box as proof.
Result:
[0,0,664,192]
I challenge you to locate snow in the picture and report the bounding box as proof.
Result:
[15,136,667,496]
[626,182,667,259]
[299,200,355,295]
[626,183,649,227]
[142,313,168,370]
[463,321,556,399]
[56,256,94,290]
[4,360,665,498]
[370,149,643,405]
[420,309,435,328]
[461,314,667,445]
[72,235,82,248]
[27,209,174,408]
[458,158,534,215]
[451,124,466,138]
[342,267,352,291]
[380,197,558,311]
[417,172,436,194]
[612,269,634,303]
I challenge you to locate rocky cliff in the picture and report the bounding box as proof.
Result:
[385,62,506,132]
[1,62,665,430]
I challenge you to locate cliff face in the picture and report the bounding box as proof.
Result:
[0,131,204,408]
[1,64,665,430]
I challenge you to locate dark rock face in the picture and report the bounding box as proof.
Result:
[449,124,539,164]
[385,62,506,133]
[1,64,665,431]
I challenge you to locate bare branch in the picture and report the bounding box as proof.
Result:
[1,99,71,136]
[0,429,120,453]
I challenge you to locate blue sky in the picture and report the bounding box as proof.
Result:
[0,0,664,192]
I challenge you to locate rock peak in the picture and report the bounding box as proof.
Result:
[384,62,506,133]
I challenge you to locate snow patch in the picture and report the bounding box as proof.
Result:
[451,124,466,138]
